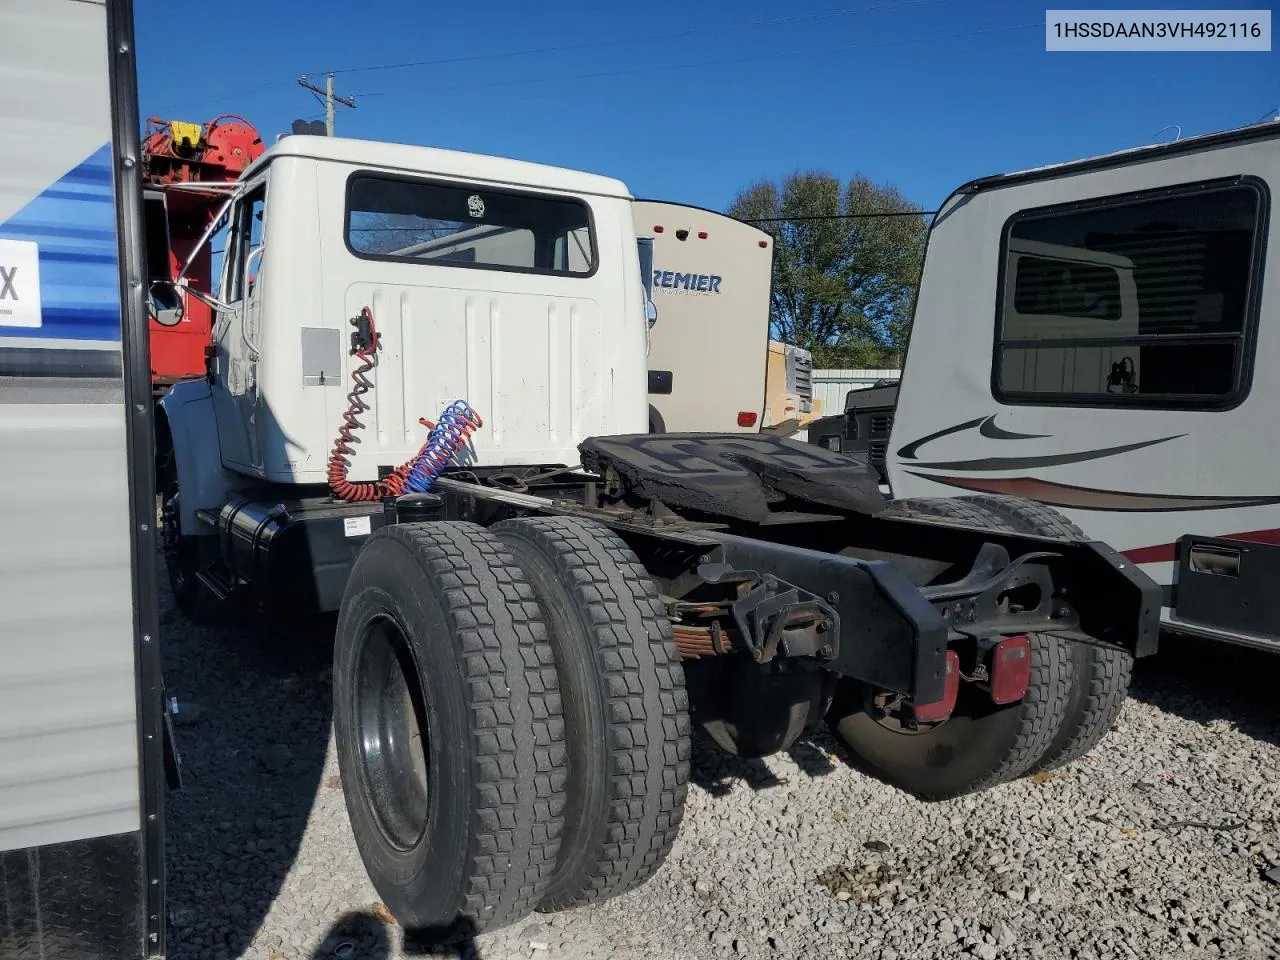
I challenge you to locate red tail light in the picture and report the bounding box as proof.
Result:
[697,231,708,239]
[653,225,664,233]
[737,411,758,427]
[758,240,768,248]
[912,651,959,723]
[991,635,1032,704]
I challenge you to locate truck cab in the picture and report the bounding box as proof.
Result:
[164,137,649,508]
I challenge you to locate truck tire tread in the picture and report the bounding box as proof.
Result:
[829,623,1073,800]
[883,495,1018,531]
[957,494,1087,541]
[1033,641,1134,772]
[983,633,1073,787]
[493,517,690,911]
[334,522,566,937]
[405,525,564,924]
[831,495,1076,799]
[956,494,1134,772]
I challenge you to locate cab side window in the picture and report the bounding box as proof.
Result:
[224,186,266,303]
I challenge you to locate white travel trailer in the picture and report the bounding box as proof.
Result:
[1,0,173,957]
[888,121,1280,653]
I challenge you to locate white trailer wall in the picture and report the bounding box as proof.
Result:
[812,368,901,413]
[0,1,165,957]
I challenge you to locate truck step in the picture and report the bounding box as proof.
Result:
[195,566,238,604]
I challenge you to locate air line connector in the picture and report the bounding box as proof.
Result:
[350,309,379,354]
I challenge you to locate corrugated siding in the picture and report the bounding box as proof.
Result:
[0,401,140,852]
[812,368,901,413]
[0,0,140,855]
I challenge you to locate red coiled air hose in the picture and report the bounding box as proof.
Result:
[327,307,484,502]
[326,307,393,501]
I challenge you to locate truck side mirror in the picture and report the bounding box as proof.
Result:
[148,280,184,327]
[645,298,657,328]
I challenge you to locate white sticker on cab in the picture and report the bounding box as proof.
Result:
[343,515,372,538]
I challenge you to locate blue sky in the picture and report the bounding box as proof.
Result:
[135,0,1277,212]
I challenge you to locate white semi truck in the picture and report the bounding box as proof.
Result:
[148,136,1165,933]
[3,1,1162,952]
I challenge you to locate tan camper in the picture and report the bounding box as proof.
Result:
[635,200,774,432]
[761,338,823,438]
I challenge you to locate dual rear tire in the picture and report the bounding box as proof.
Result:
[828,494,1133,800]
[954,495,1135,774]
[493,517,691,911]
[333,518,689,940]
[333,496,1132,937]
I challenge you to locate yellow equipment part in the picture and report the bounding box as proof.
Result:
[168,121,202,151]
[762,340,823,436]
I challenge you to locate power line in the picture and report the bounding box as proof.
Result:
[297,74,357,136]
[743,211,935,222]
[353,21,1041,99]
[151,0,936,116]
[149,78,297,118]
[317,0,941,77]
[409,40,1030,111]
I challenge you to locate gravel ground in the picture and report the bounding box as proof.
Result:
[161,573,1280,960]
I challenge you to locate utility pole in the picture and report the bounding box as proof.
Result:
[297,74,356,136]
[325,74,335,137]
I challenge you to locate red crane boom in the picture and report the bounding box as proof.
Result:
[141,114,264,390]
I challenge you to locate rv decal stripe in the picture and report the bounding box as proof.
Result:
[909,433,1183,472]
[897,416,986,460]
[977,416,1051,441]
[905,473,1280,513]
[0,144,121,345]
[1124,543,1176,564]
[897,413,1182,470]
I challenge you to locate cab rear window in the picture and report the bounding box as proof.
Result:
[345,173,595,277]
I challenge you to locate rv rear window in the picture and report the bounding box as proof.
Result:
[994,180,1266,409]
[1012,255,1121,321]
[344,174,595,276]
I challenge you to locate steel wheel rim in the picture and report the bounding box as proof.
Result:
[354,614,430,852]
[866,686,951,736]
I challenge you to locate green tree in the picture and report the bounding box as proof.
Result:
[727,172,928,368]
